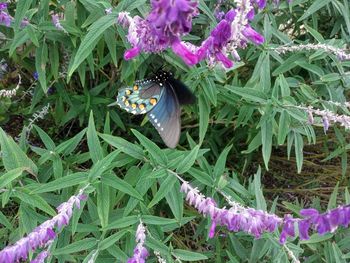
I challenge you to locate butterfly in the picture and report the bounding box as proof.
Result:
[110,70,195,148]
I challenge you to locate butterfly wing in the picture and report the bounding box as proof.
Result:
[169,77,196,105]
[147,82,181,148]
[115,81,164,115]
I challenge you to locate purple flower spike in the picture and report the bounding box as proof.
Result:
[0,189,87,263]
[180,180,283,239]
[127,221,149,263]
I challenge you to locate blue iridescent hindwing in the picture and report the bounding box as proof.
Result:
[116,80,164,115]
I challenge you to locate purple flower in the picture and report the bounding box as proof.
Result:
[127,221,149,263]
[322,116,330,133]
[0,190,87,263]
[47,86,55,95]
[148,0,198,40]
[279,214,295,244]
[242,25,264,45]
[33,72,39,80]
[30,250,50,263]
[0,10,12,27]
[20,18,29,28]
[298,220,310,240]
[254,0,267,9]
[117,0,198,65]
[0,2,7,10]
[52,14,64,31]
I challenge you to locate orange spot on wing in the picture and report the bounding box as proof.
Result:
[150,98,157,105]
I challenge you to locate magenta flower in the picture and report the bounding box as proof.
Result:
[117,0,198,65]
[0,189,87,263]
[127,221,149,263]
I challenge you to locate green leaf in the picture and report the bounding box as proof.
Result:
[202,77,217,106]
[142,215,177,225]
[253,167,267,211]
[105,216,139,230]
[87,111,104,163]
[172,249,208,261]
[261,119,272,170]
[88,150,120,179]
[102,174,143,200]
[53,238,97,255]
[0,210,13,230]
[68,14,116,77]
[35,42,48,92]
[298,0,332,21]
[0,128,37,174]
[97,183,110,228]
[327,183,339,210]
[277,111,290,145]
[100,133,145,160]
[187,168,213,186]
[56,128,87,155]
[99,230,128,251]
[31,172,88,194]
[199,94,210,144]
[300,233,333,244]
[33,125,55,150]
[0,168,26,188]
[132,129,167,165]
[14,190,56,216]
[226,86,268,103]
[294,132,304,173]
[214,145,233,181]
[176,146,200,174]
[165,181,183,221]
[148,175,177,208]
[13,0,33,31]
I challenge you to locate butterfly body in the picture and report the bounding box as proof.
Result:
[114,71,195,148]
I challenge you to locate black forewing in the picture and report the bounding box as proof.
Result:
[168,77,196,105]
[147,82,181,148]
